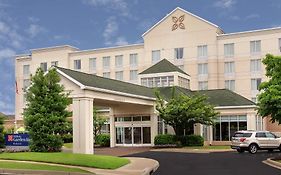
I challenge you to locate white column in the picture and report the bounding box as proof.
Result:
[72,97,94,154]
[151,113,158,146]
[109,108,116,148]
[247,113,256,130]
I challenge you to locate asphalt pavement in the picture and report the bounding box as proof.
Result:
[128,150,281,175]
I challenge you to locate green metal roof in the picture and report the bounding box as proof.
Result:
[139,59,189,76]
[157,86,255,107]
[56,67,155,99]
[56,67,254,107]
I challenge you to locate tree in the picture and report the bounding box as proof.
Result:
[93,108,106,139]
[0,116,4,148]
[257,54,281,124]
[155,88,219,136]
[23,68,71,152]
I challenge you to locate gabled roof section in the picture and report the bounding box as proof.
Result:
[56,67,155,99]
[157,86,255,107]
[142,7,222,37]
[139,59,189,76]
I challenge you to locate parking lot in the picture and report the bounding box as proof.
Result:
[128,150,281,175]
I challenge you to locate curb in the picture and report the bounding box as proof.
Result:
[0,168,92,175]
[263,158,281,170]
[0,157,159,175]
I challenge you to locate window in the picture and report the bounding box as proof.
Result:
[250,59,261,72]
[152,50,160,63]
[23,79,30,91]
[251,78,261,90]
[115,71,123,80]
[174,48,184,59]
[279,38,281,52]
[198,81,208,90]
[224,43,234,57]
[103,56,110,69]
[103,72,110,78]
[130,53,138,67]
[198,63,208,75]
[255,132,266,138]
[213,115,247,141]
[141,76,174,88]
[130,70,138,81]
[89,58,96,71]
[224,62,235,74]
[115,55,123,68]
[158,116,168,135]
[51,61,58,66]
[178,76,190,89]
[74,60,81,70]
[225,80,235,91]
[197,45,208,58]
[250,40,261,54]
[40,62,47,72]
[23,65,30,76]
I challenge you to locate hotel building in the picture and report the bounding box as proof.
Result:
[15,7,281,153]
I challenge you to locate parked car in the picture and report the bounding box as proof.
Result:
[231,130,281,154]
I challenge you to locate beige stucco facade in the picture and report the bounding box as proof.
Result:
[14,7,281,153]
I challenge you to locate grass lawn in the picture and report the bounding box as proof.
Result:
[184,145,231,150]
[64,143,73,149]
[0,152,129,169]
[0,161,90,173]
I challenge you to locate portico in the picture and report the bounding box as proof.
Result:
[57,67,157,154]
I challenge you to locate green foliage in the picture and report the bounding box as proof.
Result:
[23,68,71,152]
[0,116,5,148]
[61,134,73,143]
[257,54,281,124]
[154,134,177,145]
[93,108,107,138]
[155,87,219,136]
[178,135,204,146]
[95,134,110,147]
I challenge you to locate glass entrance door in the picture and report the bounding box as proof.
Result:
[115,126,151,146]
[124,127,132,144]
[133,127,141,145]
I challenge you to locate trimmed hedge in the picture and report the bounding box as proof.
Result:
[62,134,73,143]
[154,134,204,147]
[154,134,177,146]
[95,134,110,147]
[179,135,204,146]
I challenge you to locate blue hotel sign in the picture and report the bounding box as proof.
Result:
[5,134,30,149]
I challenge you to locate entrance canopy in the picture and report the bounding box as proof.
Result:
[55,67,256,154]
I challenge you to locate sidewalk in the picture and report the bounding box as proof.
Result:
[0,157,159,175]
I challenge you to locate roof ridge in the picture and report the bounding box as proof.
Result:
[139,59,189,75]
[56,66,153,90]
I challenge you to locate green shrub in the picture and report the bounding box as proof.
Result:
[95,134,110,147]
[181,135,204,146]
[61,134,73,143]
[154,134,177,145]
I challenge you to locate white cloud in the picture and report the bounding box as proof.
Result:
[28,16,40,23]
[0,48,15,61]
[82,0,130,17]
[114,36,128,46]
[26,24,46,38]
[103,16,119,45]
[245,14,260,20]
[214,0,236,9]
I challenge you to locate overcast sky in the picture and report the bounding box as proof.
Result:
[0,0,281,114]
